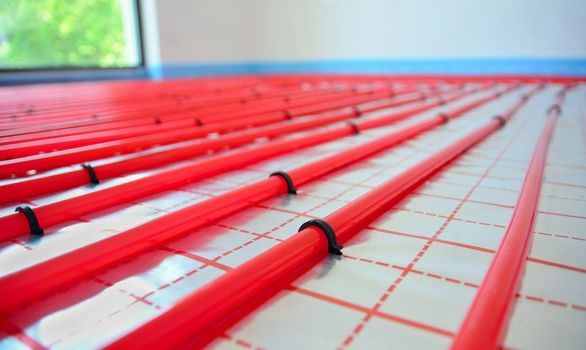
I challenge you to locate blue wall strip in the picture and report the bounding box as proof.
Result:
[154,58,586,79]
[2,58,584,85]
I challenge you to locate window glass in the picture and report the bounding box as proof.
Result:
[0,0,141,69]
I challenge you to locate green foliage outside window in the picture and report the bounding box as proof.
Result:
[0,0,138,69]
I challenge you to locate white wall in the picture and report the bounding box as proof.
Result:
[154,0,253,64]
[149,0,586,65]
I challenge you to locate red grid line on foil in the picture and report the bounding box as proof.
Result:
[2,85,583,349]
[338,96,540,348]
[461,149,586,170]
[168,131,446,270]
[9,106,457,346]
[220,334,265,350]
[434,178,586,204]
[340,253,586,312]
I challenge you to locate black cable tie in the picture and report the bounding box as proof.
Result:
[194,118,203,126]
[298,219,343,255]
[81,163,100,185]
[154,116,162,124]
[348,122,360,135]
[15,206,44,236]
[548,104,561,115]
[270,171,297,194]
[284,110,293,120]
[438,113,450,124]
[493,115,507,127]
[352,106,362,117]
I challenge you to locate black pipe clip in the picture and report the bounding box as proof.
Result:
[81,163,100,185]
[270,171,297,194]
[299,219,343,255]
[348,122,360,135]
[548,104,561,115]
[15,205,44,236]
[194,118,204,126]
[493,115,507,127]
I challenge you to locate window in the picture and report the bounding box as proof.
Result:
[0,0,142,70]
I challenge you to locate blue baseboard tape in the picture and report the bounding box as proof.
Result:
[1,58,584,85]
[153,58,586,79]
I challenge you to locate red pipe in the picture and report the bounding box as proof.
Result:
[0,79,335,122]
[0,88,471,204]
[0,88,498,239]
[0,79,396,133]
[0,87,430,176]
[0,88,398,159]
[0,86,513,314]
[0,87,335,141]
[450,89,567,350]
[4,82,284,127]
[103,86,537,350]
[0,81,295,129]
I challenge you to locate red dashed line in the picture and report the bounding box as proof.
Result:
[535,231,586,242]
[519,294,585,312]
[391,207,507,228]
[538,210,586,220]
[9,239,32,251]
[339,111,538,348]
[221,334,264,350]
[346,251,586,314]
[548,300,568,307]
[212,136,439,271]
